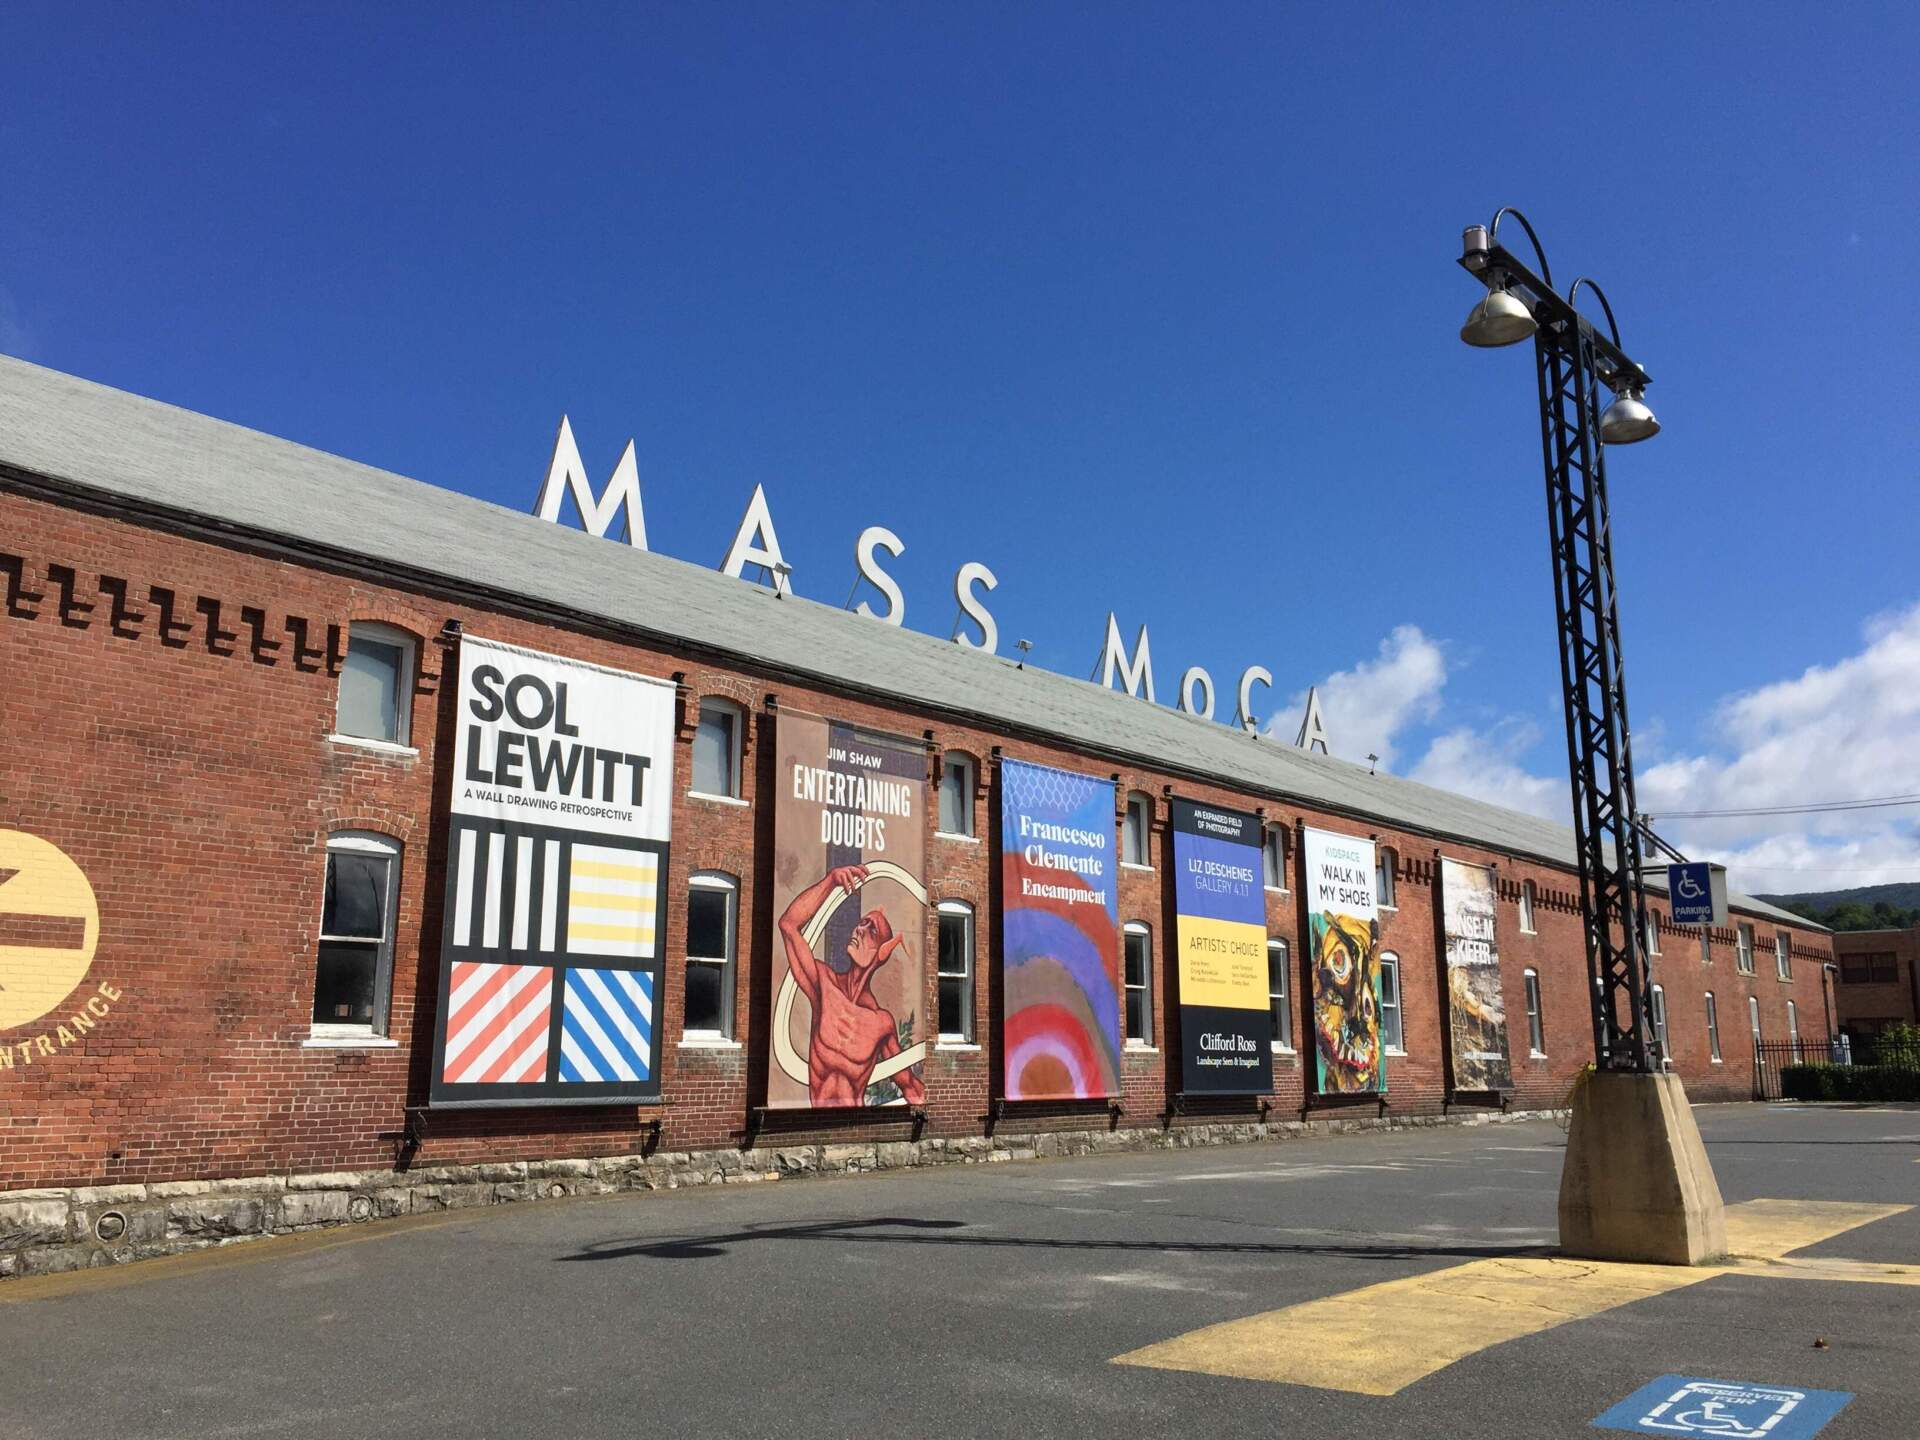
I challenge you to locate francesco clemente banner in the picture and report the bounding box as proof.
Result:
[1170,798,1272,1095]
[999,759,1121,1101]
[768,712,928,1110]
[430,636,676,1107]
[1438,857,1513,1092]
[1303,826,1385,1095]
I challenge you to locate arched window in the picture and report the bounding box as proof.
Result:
[334,622,416,748]
[1649,983,1670,1066]
[690,698,744,800]
[1122,793,1152,868]
[1123,922,1153,1044]
[1519,881,1537,935]
[937,901,976,1043]
[1523,968,1544,1055]
[1268,938,1293,1050]
[1376,847,1398,910]
[312,831,401,1040]
[1786,999,1800,1060]
[1262,824,1289,891]
[1378,950,1403,1052]
[683,871,738,1039]
[938,753,976,839]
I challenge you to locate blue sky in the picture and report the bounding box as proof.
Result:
[4,3,1915,892]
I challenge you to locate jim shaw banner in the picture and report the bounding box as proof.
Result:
[430,636,676,1107]
[999,759,1121,1101]
[1439,857,1513,1091]
[1171,798,1272,1095]
[1303,826,1386,1094]
[768,712,928,1110]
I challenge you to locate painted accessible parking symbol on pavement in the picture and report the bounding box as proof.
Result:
[1593,1376,1853,1439]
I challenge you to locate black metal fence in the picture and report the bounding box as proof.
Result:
[1754,1035,1920,1101]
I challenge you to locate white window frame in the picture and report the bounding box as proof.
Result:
[1379,950,1404,1054]
[1775,933,1792,982]
[308,830,402,1046]
[1786,999,1800,1060]
[1268,938,1293,1052]
[1649,983,1671,1067]
[689,698,745,801]
[1524,967,1544,1056]
[936,754,976,840]
[1122,793,1152,870]
[681,871,739,1042]
[1699,927,1712,968]
[1519,881,1537,935]
[332,622,417,751]
[1376,848,1398,911]
[936,900,976,1045]
[1643,913,1661,957]
[1262,824,1288,892]
[1748,994,1762,1045]
[1123,922,1154,1047]
[1705,991,1721,1062]
[1736,922,1755,975]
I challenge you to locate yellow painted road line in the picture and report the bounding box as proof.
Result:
[1113,1199,1913,1396]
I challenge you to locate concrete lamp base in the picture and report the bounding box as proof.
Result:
[1558,1069,1728,1266]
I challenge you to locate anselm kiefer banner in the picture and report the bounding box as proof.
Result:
[430,636,676,1107]
[1171,799,1272,1095]
[1438,857,1513,1092]
[1303,826,1386,1095]
[769,712,928,1110]
[999,759,1121,1101]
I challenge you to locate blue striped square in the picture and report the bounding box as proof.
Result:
[558,969,655,1083]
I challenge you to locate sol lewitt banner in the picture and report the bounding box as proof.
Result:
[999,759,1121,1101]
[1439,857,1513,1092]
[1303,826,1386,1095]
[1171,799,1272,1095]
[429,637,675,1107]
[768,712,927,1110]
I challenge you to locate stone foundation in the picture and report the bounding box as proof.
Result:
[1,1106,1563,1278]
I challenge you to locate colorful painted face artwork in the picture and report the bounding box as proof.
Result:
[1303,826,1385,1094]
[999,759,1121,1100]
[1440,857,1513,1092]
[431,636,676,1106]
[1171,799,1273,1096]
[768,712,927,1110]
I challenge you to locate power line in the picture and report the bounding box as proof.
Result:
[1652,791,1920,820]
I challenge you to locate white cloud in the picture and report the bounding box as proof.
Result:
[0,285,32,358]
[1410,719,1566,823]
[1265,624,1445,768]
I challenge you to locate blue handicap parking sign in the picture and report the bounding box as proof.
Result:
[1594,1375,1853,1439]
[1667,863,1717,926]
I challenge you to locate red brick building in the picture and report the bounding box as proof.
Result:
[1833,925,1920,1044]
[0,356,1836,1272]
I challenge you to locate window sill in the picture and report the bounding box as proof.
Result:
[1264,885,1287,896]
[1385,1046,1407,1057]
[935,832,979,845]
[1519,928,1537,938]
[1379,905,1399,914]
[1271,1043,1296,1055]
[1120,862,1154,874]
[1529,1049,1548,1060]
[1710,1057,1723,1065]
[303,1031,399,1049]
[686,791,748,808]
[935,1040,980,1052]
[326,734,418,758]
[677,1036,741,1050]
[1123,1042,1159,1054]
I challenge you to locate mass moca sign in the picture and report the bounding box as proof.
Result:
[531,417,1332,752]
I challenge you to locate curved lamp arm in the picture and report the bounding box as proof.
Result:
[1489,206,1553,289]
[1567,276,1625,350]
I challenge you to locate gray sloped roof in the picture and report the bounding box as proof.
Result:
[0,353,1815,932]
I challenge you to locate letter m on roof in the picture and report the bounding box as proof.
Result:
[532,416,649,548]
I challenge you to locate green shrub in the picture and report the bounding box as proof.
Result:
[1780,1063,1920,1102]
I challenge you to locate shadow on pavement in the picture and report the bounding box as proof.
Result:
[556,1215,1545,1264]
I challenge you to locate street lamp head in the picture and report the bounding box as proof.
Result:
[1599,385,1661,445]
[1460,286,1537,347]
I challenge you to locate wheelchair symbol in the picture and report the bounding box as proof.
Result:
[1676,872,1705,900]
[1669,1399,1759,1435]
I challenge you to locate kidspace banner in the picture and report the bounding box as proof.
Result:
[1171,798,1272,1095]
[1439,857,1513,1092]
[430,636,675,1108]
[999,759,1121,1101]
[1303,826,1385,1095]
[768,712,928,1110]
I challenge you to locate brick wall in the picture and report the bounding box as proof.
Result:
[1833,927,1920,1037]
[0,485,1840,1190]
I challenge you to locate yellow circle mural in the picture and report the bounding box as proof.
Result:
[0,830,101,1031]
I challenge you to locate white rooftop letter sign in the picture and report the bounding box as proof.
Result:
[1295,685,1330,755]
[720,484,792,595]
[1098,613,1155,704]
[533,416,648,548]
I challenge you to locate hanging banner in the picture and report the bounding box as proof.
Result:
[999,759,1121,1101]
[1171,798,1272,1095]
[1439,857,1513,1092]
[1303,826,1386,1095]
[768,712,928,1109]
[430,636,675,1107]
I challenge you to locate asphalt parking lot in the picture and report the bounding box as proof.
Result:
[2,1103,1916,1440]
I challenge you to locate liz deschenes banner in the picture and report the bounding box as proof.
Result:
[1171,798,1272,1095]
[1439,856,1513,1092]
[768,712,928,1110]
[430,636,675,1107]
[999,759,1121,1101]
[1303,826,1385,1095]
